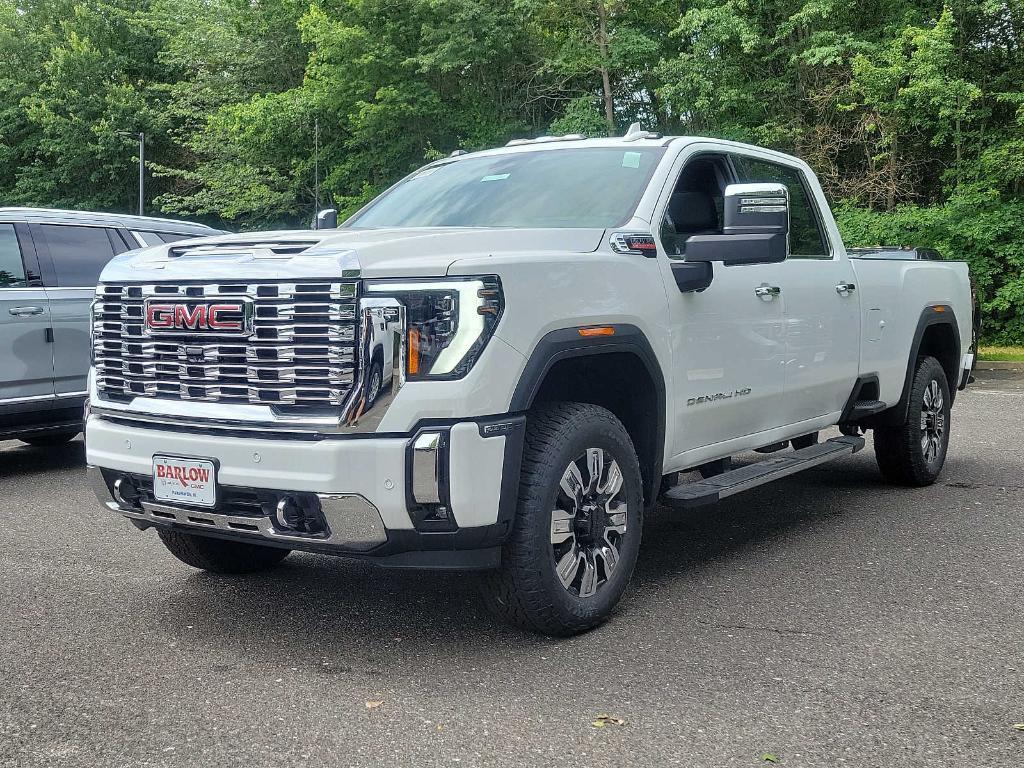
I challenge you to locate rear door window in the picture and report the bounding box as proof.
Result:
[39,224,118,287]
[0,224,28,288]
[133,231,200,245]
[132,231,164,247]
[157,232,194,243]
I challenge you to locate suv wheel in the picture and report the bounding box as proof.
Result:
[157,530,291,574]
[873,355,951,486]
[366,358,383,405]
[480,402,643,636]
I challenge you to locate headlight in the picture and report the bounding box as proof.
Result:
[365,276,503,380]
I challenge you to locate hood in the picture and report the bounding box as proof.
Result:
[99,227,607,284]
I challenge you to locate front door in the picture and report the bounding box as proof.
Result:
[732,154,860,421]
[0,223,53,403]
[655,151,788,457]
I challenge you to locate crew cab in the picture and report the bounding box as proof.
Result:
[86,128,973,636]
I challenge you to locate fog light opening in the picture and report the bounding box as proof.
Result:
[112,477,140,508]
[272,494,327,536]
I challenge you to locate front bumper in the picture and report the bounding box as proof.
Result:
[86,413,524,569]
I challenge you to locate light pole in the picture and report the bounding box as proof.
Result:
[117,131,145,216]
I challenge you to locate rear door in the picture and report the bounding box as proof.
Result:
[33,223,127,396]
[0,222,54,402]
[732,154,860,422]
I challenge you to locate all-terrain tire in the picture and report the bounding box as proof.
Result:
[157,530,290,574]
[873,355,951,487]
[480,402,643,636]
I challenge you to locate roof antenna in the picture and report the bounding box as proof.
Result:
[623,122,643,140]
[623,122,663,142]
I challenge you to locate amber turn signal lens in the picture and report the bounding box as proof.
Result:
[577,326,615,337]
[407,327,421,375]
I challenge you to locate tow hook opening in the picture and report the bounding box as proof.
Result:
[264,492,327,537]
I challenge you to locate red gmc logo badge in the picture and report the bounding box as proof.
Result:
[143,300,252,335]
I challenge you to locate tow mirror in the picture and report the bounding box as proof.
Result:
[684,183,789,266]
[315,208,339,230]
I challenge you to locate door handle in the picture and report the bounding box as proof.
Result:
[9,306,45,316]
[754,285,781,298]
[835,283,856,295]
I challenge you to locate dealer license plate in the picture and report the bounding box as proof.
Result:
[152,455,217,508]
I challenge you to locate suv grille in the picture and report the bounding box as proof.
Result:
[93,281,358,408]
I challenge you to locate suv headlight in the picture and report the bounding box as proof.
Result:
[365,276,503,380]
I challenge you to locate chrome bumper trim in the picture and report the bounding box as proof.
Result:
[410,431,444,504]
[88,466,388,551]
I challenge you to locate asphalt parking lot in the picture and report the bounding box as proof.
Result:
[2,373,1022,768]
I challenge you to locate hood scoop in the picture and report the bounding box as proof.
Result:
[167,240,320,259]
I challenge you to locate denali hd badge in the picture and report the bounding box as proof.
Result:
[143,299,253,336]
[687,388,752,407]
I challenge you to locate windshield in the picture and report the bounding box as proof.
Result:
[347,147,665,229]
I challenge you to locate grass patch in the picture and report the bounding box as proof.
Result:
[978,345,1024,362]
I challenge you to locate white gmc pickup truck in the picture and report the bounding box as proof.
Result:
[86,128,974,636]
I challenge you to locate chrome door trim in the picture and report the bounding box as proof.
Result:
[0,390,85,405]
[0,393,55,405]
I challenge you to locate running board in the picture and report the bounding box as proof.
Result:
[662,435,866,509]
[847,399,886,420]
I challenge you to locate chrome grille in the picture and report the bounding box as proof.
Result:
[93,281,359,408]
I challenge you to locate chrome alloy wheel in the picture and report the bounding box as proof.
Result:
[550,448,628,598]
[920,379,945,463]
[367,364,382,404]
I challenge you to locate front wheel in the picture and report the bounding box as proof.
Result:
[480,403,643,636]
[873,355,951,486]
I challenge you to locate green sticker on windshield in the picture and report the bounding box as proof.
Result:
[622,152,642,169]
[480,173,511,182]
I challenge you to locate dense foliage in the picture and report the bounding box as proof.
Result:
[0,1,1022,340]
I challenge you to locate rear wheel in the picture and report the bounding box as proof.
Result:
[157,530,290,574]
[873,356,951,486]
[19,430,80,447]
[480,403,643,636]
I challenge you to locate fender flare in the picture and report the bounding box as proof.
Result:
[881,304,961,426]
[509,324,666,506]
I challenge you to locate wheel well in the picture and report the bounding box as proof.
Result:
[874,316,962,427]
[530,352,661,508]
[918,323,959,393]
